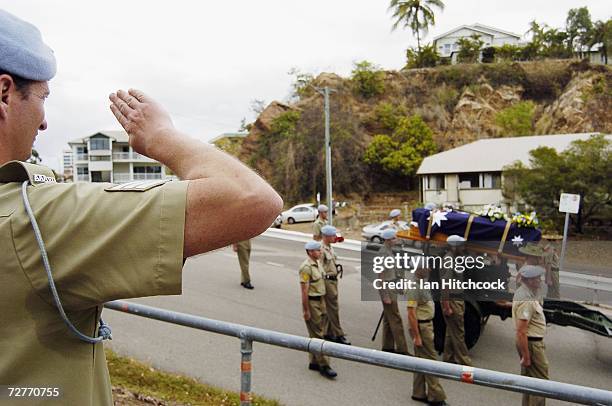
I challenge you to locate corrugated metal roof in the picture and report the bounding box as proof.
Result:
[417,133,608,175]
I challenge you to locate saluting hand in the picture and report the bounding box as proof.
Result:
[109,89,176,160]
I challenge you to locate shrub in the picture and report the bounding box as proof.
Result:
[351,61,386,98]
[457,34,484,63]
[495,101,536,136]
[481,46,496,63]
[371,102,407,132]
[406,44,440,69]
[496,44,521,61]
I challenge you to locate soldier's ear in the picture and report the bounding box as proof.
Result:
[0,75,14,119]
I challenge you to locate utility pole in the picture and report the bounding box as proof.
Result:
[323,86,333,225]
[314,85,335,225]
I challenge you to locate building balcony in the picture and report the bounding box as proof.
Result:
[111,152,154,161]
[76,175,89,182]
[75,153,89,161]
[133,173,162,180]
[113,173,132,183]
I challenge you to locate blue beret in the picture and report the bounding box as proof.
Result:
[0,9,56,81]
[305,241,321,250]
[321,225,337,236]
[389,209,401,218]
[518,265,545,278]
[317,204,328,212]
[424,202,438,210]
[381,229,397,240]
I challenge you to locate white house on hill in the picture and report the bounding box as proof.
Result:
[433,23,521,63]
[67,130,175,183]
[417,133,608,212]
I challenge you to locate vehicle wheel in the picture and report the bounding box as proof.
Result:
[288,217,295,224]
[371,236,383,244]
[275,224,282,229]
[434,301,482,353]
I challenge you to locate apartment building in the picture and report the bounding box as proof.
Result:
[67,130,174,183]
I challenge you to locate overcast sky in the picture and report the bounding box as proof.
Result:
[1,1,609,171]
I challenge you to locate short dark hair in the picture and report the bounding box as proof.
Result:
[0,70,35,98]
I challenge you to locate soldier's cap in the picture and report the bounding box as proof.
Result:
[542,234,563,241]
[305,240,321,251]
[519,242,544,257]
[424,202,438,211]
[389,209,401,218]
[321,225,337,236]
[447,234,466,246]
[317,204,328,212]
[518,264,545,278]
[381,229,397,240]
[0,9,56,81]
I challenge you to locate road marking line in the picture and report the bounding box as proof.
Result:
[266,261,284,268]
[338,256,360,263]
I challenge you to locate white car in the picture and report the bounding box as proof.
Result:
[361,220,408,243]
[281,204,317,224]
[270,214,282,229]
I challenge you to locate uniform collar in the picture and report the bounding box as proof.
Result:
[307,257,319,266]
[0,160,57,186]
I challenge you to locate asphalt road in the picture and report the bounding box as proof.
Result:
[105,235,612,406]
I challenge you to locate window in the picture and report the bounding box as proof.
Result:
[76,167,89,175]
[90,137,109,150]
[459,173,480,189]
[76,146,88,154]
[426,175,445,190]
[444,44,451,52]
[482,172,502,189]
[452,43,458,50]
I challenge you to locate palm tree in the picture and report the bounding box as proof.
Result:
[389,0,445,54]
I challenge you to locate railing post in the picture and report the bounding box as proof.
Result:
[240,337,253,406]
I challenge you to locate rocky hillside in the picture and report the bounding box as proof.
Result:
[237,60,611,203]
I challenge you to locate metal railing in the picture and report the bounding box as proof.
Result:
[132,173,162,180]
[105,300,612,406]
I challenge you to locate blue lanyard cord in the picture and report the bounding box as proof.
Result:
[21,181,112,344]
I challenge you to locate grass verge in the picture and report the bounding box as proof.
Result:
[106,349,281,406]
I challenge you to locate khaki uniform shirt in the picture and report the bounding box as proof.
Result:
[321,243,338,277]
[299,258,326,296]
[512,284,546,338]
[407,279,435,321]
[0,161,188,405]
[543,249,559,269]
[312,217,328,240]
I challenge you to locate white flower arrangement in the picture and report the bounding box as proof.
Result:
[477,204,508,222]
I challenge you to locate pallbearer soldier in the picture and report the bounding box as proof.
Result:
[233,240,254,289]
[541,234,562,299]
[299,240,337,379]
[320,225,351,345]
[379,229,409,354]
[513,265,549,406]
[440,235,472,366]
[388,208,407,231]
[312,204,329,241]
[407,265,448,406]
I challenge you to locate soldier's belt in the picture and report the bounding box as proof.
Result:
[324,275,338,281]
[418,319,433,324]
[308,296,323,301]
[527,336,543,341]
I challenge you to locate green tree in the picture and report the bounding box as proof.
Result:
[566,7,593,57]
[503,134,611,233]
[389,0,445,58]
[364,115,436,178]
[288,68,315,100]
[495,101,536,136]
[350,61,386,98]
[456,34,484,63]
[542,27,570,58]
[406,43,440,68]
